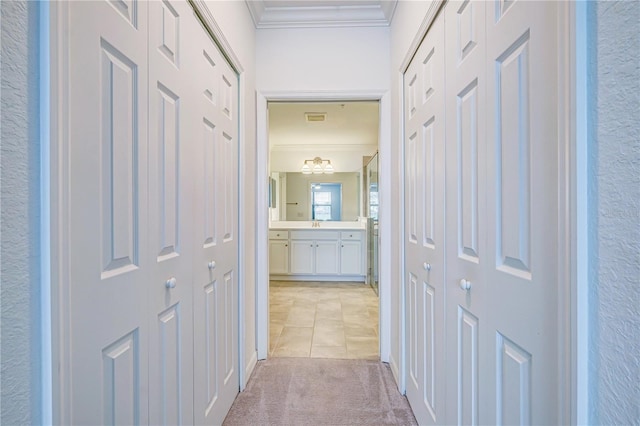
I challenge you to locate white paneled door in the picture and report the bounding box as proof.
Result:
[482,2,560,423]
[443,1,487,424]
[68,2,150,423]
[192,20,240,425]
[404,9,446,425]
[147,1,197,424]
[405,1,562,425]
[64,1,239,424]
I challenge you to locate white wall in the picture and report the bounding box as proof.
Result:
[0,1,43,424]
[202,0,258,386]
[256,26,390,91]
[588,2,640,423]
[388,0,434,386]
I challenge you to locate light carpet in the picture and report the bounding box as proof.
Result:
[223,358,417,425]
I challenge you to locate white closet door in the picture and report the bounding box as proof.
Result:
[444,1,487,424]
[406,1,562,425]
[404,9,446,425]
[67,2,150,424]
[147,1,198,424]
[483,2,560,424]
[192,24,240,425]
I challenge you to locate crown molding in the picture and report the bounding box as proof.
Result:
[246,1,397,29]
[270,143,377,153]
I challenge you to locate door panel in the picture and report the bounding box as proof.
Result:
[444,1,487,424]
[148,1,196,424]
[404,8,446,425]
[68,2,150,423]
[192,24,240,425]
[484,2,559,424]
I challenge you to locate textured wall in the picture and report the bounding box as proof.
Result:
[0,1,42,424]
[589,1,640,424]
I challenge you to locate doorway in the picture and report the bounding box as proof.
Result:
[256,93,391,361]
[268,100,378,359]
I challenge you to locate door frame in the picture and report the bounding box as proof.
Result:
[397,1,583,424]
[47,1,249,423]
[256,90,392,362]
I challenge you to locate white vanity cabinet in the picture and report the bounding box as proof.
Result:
[290,231,340,275]
[268,230,289,274]
[269,227,365,281]
[340,231,363,275]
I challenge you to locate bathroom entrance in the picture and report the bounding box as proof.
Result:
[264,100,381,360]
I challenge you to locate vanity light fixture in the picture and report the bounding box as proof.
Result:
[301,157,334,175]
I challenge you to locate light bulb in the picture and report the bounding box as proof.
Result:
[324,163,334,174]
[301,163,311,174]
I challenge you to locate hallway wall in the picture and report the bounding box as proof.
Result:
[0,2,43,424]
[588,1,640,423]
[202,0,258,386]
[256,26,390,92]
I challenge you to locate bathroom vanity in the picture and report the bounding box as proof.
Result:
[268,221,366,282]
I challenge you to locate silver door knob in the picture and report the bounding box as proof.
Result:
[423,262,431,271]
[165,277,177,289]
[459,279,471,291]
[208,261,216,270]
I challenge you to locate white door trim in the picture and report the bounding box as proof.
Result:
[49,2,71,422]
[395,1,581,423]
[256,90,392,363]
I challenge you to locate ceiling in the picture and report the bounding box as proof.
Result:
[245,0,398,28]
[269,101,379,173]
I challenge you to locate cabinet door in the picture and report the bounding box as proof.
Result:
[315,240,340,275]
[290,240,314,274]
[340,240,362,275]
[269,240,289,274]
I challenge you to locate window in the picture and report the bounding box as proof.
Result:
[311,183,341,221]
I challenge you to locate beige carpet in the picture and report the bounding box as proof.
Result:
[223,358,417,425]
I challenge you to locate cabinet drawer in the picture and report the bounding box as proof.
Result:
[290,230,339,240]
[340,231,362,241]
[269,230,289,240]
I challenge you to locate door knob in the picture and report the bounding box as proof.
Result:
[459,279,471,291]
[423,262,431,271]
[165,277,177,289]
[208,261,216,270]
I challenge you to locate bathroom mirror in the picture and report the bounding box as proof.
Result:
[270,171,360,221]
[267,100,379,222]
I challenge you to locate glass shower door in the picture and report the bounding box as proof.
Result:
[366,154,379,294]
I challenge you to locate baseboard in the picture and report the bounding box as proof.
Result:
[243,350,258,389]
[389,353,401,393]
[269,274,365,282]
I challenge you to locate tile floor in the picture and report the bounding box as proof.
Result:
[269,281,379,359]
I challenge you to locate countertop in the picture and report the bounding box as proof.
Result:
[269,221,366,230]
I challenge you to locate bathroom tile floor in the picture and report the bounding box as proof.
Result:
[269,281,379,360]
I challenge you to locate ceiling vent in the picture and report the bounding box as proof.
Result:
[305,112,327,123]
